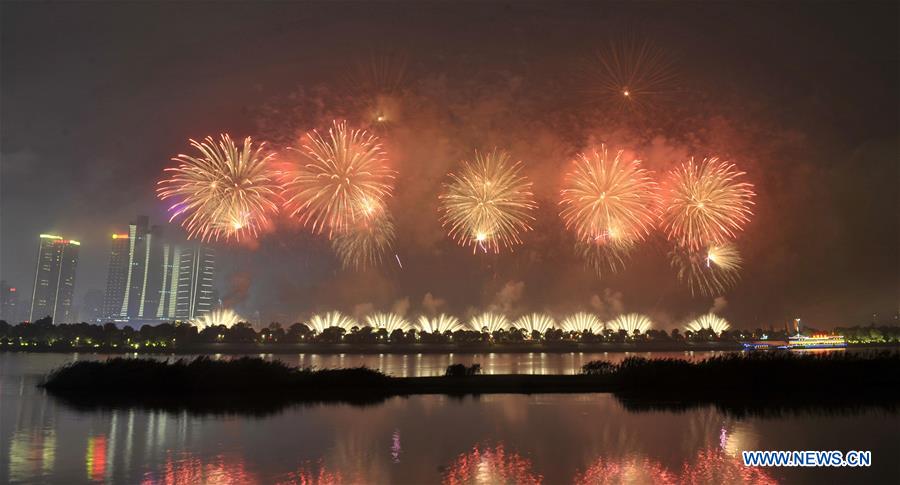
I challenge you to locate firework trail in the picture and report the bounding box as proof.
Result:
[191,308,243,331]
[660,158,755,251]
[670,243,742,297]
[282,121,395,237]
[608,313,653,334]
[468,312,513,333]
[439,149,537,254]
[331,214,397,270]
[306,311,358,333]
[685,313,730,335]
[560,145,659,245]
[575,239,634,278]
[559,312,604,334]
[157,135,281,242]
[416,314,463,334]
[365,312,412,333]
[513,313,556,335]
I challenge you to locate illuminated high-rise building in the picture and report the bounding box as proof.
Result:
[28,234,80,323]
[156,243,182,319]
[102,216,164,322]
[102,232,131,320]
[1,280,20,323]
[174,244,216,321]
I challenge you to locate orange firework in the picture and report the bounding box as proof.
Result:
[157,135,281,242]
[281,121,395,237]
[660,158,755,251]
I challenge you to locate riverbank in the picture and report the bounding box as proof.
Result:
[41,351,900,415]
[6,340,750,354]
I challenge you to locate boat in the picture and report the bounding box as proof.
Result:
[740,318,847,350]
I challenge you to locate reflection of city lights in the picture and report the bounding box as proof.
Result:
[86,435,107,481]
[8,430,56,481]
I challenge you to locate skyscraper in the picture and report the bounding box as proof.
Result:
[102,216,216,323]
[102,216,164,322]
[1,280,20,323]
[174,244,216,321]
[28,234,80,323]
[101,232,130,320]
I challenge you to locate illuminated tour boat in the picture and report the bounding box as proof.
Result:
[740,319,847,350]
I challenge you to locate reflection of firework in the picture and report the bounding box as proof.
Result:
[574,456,677,484]
[306,311,358,333]
[282,121,395,237]
[468,313,513,333]
[192,309,242,331]
[660,158,755,251]
[364,312,412,333]
[670,245,741,297]
[586,37,678,115]
[157,135,281,242]
[513,313,556,335]
[444,444,542,485]
[559,312,603,334]
[685,314,730,335]
[416,314,463,334]
[439,150,537,254]
[331,214,396,270]
[560,145,659,244]
[608,313,653,334]
[574,449,776,485]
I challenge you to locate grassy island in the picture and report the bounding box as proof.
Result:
[40,351,900,415]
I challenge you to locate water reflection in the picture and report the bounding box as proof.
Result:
[444,444,542,484]
[573,448,777,484]
[2,353,898,483]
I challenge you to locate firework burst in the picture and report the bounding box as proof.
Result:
[468,312,513,333]
[364,312,412,333]
[660,158,755,251]
[513,313,556,335]
[192,309,243,331]
[416,314,463,334]
[685,313,730,335]
[560,145,659,245]
[306,311,358,333]
[559,312,603,334]
[670,244,742,297]
[608,313,653,334]
[331,214,397,270]
[439,150,537,253]
[282,121,395,237]
[585,37,678,115]
[157,135,281,242]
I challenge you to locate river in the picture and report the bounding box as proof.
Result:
[2,352,897,483]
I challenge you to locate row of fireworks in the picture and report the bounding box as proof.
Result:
[194,309,731,336]
[157,120,755,295]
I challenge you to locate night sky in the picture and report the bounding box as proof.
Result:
[2,1,897,329]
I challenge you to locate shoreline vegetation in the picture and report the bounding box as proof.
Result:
[4,319,899,354]
[41,352,900,416]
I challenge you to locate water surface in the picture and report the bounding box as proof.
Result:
[2,352,896,484]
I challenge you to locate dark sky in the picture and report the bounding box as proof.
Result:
[2,1,897,329]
